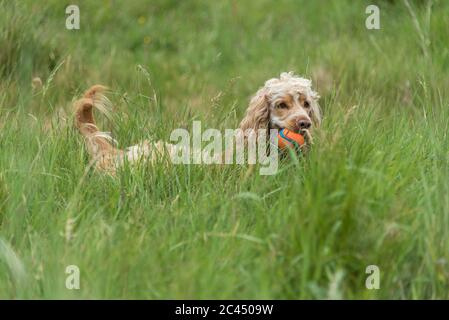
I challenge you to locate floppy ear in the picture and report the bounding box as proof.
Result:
[310,96,322,128]
[239,89,270,132]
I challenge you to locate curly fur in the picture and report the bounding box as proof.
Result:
[239,89,271,132]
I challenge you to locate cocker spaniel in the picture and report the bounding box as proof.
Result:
[74,72,321,173]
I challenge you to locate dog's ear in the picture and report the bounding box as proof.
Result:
[310,96,322,127]
[239,89,270,132]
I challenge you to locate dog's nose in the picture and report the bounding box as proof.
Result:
[297,118,311,130]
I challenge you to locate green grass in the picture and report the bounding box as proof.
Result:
[1,0,449,299]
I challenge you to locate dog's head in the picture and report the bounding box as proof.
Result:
[240,72,321,142]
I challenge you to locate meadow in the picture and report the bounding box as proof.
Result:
[1,0,449,299]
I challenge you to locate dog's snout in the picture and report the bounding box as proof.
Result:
[296,117,311,130]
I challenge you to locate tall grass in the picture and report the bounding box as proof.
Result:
[0,0,448,298]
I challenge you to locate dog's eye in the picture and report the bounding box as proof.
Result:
[278,102,288,109]
[304,101,310,108]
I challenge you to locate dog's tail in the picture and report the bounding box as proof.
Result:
[74,85,120,170]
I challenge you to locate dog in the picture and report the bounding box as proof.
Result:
[74,72,321,173]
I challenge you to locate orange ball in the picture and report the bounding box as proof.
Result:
[277,129,305,149]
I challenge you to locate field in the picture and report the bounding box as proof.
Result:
[1,0,449,299]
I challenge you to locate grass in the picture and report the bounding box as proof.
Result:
[1,0,449,299]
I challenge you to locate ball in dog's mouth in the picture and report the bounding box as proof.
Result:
[277,128,305,150]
